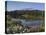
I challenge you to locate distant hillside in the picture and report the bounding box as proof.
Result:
[5,10,44,18]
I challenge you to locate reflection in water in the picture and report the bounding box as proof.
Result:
[12,18,43,27]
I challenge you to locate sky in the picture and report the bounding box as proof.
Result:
[6,1,45,11]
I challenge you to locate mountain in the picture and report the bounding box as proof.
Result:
[5,9,44,18]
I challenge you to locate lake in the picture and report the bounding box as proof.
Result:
[12,18,43,27]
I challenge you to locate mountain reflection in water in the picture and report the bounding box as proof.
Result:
[12,18,43,27]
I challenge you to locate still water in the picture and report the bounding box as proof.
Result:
[12,18,43,27]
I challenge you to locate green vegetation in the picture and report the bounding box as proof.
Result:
[6,15,45,34]
[6,10,45,34]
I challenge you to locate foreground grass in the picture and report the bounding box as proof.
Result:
[6,15,45,34]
